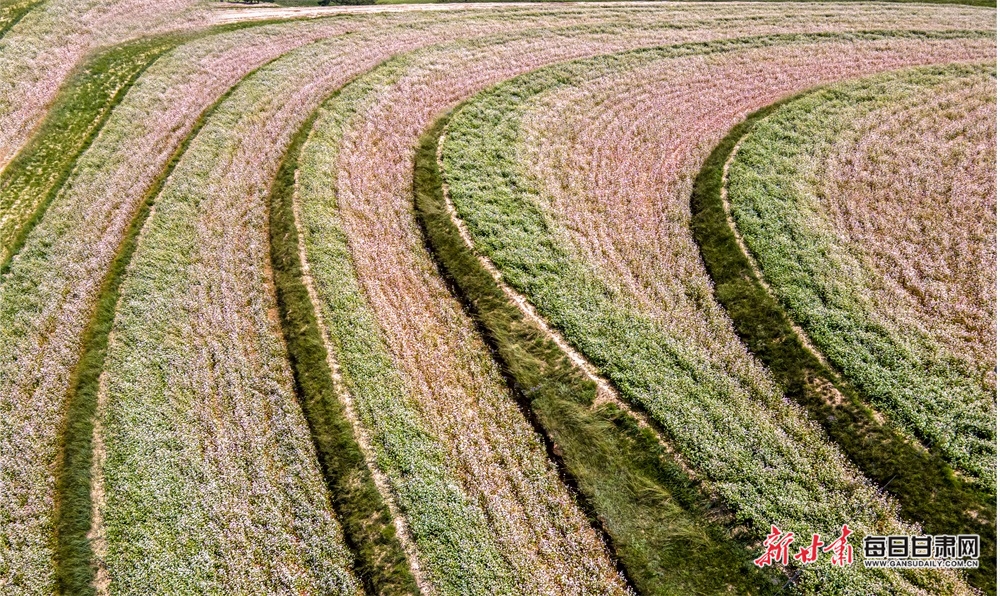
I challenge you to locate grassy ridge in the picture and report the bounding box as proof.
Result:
[689,99,997,595]
[438,32,992,594]
[267,102,419,596]
[0,18,311,272]
[0,34,183,272]
[415,115,780,596]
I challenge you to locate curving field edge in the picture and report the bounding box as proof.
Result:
[688,89,997,593]
[414,113,783,596]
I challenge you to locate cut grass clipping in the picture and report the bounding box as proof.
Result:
[415,114,781,596]
[689,95,997,595]
[268,100,419,595]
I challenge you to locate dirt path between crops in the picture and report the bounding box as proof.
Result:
[719,132,844,388]
[291,166,432,594]
[88,365,112,596]
[212,1,662,23]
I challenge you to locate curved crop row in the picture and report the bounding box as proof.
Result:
[0,34,182,269]
[0,19,371,592]
[236,8,995,594]
[1,3,995,594]
[415,115,781,595]
[0,0,207,171]
[2,10,698,590]
[0,16,403,593]
[691,64,996,594]
[438,32,993,594]
[91,13,705,593]
[726,64,996,487]
[291,21,984,596]
[92,34,390,595]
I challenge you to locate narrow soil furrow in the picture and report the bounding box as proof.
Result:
[719,136,836,372]
[268,104,423,595]
[690,94,997,594]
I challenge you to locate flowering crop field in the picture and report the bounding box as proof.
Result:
[0,1,994,595]
[725,64,996,487]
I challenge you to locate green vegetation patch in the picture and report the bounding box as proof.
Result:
[293,56,524,594]
[439,31,992,594]
[690,76,996,593]
[53,61,255,596]
[0,34,182,271]
[0,18,316,271]
[415,114,780,596]
[726,64,995,487]
[97,36,366,594]
[0,0,40,39]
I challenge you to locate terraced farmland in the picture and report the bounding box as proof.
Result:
[0,1,994,595]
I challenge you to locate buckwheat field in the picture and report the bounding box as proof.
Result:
[0,0,993,594]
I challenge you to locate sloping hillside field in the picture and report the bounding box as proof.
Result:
[0,2,994,595]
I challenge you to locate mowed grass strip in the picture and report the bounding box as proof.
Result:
[0,0,209,171]
[690,90,995,596]
[415,115,780,596]
[0,19,391,591]
[297,54,610,595]
[95,35,392,593]
[707,65,996,591]
[268,102,419,595]
[0,34,179,270]
[441,31,992,595]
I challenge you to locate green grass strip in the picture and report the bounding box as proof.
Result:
[0,34,182,272]
[415,115,781,596]
[0,0,41,40]
[725,65,995,486]
[267,96,419,596]
[52,60,263,596]
[689,97,997,595]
